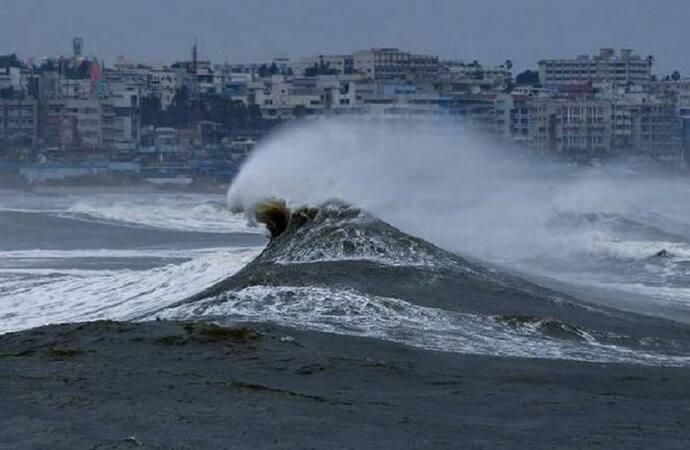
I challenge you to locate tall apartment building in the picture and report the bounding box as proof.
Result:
[109,83,141,153]
[0,99,39,147]
[43,98,114,151]
[538,49,652,87]
[0,67,25,92]
[529,98,612,156]
[611,96,680,162]
[353,48,439,81]
[494,94,531,142]
[109,56,151,94]
[149,66,182,109]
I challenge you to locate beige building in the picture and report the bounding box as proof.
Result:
[529,98,612,156]
[611,95,680,162]
[538,49,652,87]
[353,48,439,81]
[43,98,114,151]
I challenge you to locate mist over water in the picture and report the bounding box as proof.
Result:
[229,118,690,321]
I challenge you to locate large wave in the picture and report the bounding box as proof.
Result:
[227,119,690,320]
[158,201,690,366]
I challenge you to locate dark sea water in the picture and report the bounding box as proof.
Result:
[2,188,690,367]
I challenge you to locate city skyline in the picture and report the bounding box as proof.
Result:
[2,0,690,76]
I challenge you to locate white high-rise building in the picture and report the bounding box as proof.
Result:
[538,49,652,87]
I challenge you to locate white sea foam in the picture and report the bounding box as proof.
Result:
[0,248,228,260]
[0,191,262,234]
[158,285,690,366]
[0,247,261,334]
[64,195,259,234]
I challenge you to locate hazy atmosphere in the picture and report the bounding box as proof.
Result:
[1,0,689,74]
[2,1,690,448]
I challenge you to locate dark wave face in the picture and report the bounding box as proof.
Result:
[157,202,690,366]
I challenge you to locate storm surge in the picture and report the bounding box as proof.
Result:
[145,117,690,364]
[227,119,690,322]
[158,201,690,366]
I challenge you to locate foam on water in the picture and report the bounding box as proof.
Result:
[63,196,259,234]
[0,191,262,234]
[0,247,261,334]
[158,285,690,366]
[0,248,224,260]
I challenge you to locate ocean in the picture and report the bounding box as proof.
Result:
[1,120,690,368]
[0,189,265,333]
[1,185,690,367]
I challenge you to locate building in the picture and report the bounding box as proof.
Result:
[353,48,439,81]
[149,65,182,109]
[109,56,151,93]
[529,98,612,158]
[247,75,324,120]
[611,95,680,163]
[0,99,39,147]
[59,78,92,99]
[0,67,24,93]
[538,49,652,87]
[108,82,141,153]
[43,98,114,151]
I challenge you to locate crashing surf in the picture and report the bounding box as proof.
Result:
[154,199,690,366]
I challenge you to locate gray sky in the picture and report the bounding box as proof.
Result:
[1,0,689,76]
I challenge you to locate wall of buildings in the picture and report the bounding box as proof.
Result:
[1,45,687,167]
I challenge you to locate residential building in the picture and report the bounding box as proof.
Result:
[149,65,182,109]
[109,82,141,153]
[43,98,114,151]
[0,67,24,92]
[529,98,612,157]
[611,95,680,163]
[0,99,39,147]
[538,49,652,87]
[353,48,439,81]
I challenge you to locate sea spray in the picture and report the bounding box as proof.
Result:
[228,118,690,319]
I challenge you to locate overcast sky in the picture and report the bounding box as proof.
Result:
[1,0,689,75]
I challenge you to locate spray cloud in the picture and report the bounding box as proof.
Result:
[228,118,690,319]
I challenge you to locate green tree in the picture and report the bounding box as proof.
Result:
[258,64,270,77]
[515,70,540,86]
[0,54,25,69]
[140,96,164,126]
[305,61,338,77]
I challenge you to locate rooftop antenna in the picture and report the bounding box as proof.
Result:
[192,40,198,75]
[190,40,203,127]
[73,37,83,60]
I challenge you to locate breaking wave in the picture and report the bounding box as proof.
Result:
[159,285,690,366]
[227,119,690,321]
[154,200,690,366]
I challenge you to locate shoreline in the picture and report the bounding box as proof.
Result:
[1,320,689,449]
[0,180,230,196]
